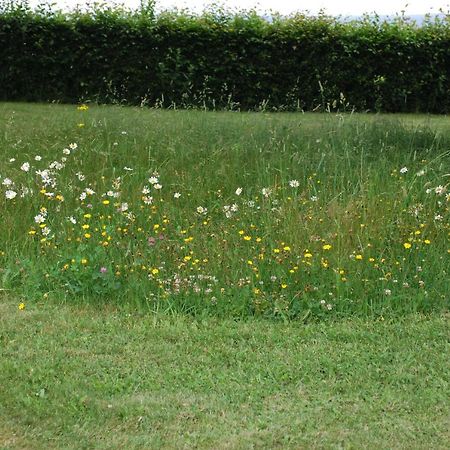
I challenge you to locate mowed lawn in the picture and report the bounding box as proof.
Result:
[1,296,449,449]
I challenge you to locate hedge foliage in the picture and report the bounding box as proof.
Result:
[1,1,450,112]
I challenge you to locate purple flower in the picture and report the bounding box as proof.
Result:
[148,237,156,246]
[100,267,107,273]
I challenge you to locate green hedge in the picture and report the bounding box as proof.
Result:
[1,2,450,112]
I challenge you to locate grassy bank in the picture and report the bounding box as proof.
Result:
[0,103,449,318]
[1,296,449,449]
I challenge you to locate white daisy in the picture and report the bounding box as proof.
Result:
[5,190,17,199]
[262,187,271,198]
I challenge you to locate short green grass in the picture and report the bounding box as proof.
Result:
[1,296,449,449]
[0,103,448,318]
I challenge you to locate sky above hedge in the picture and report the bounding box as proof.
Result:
[27,0,448,15]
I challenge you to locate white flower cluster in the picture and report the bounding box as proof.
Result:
[141,173,161,204]
[223,203,238,218]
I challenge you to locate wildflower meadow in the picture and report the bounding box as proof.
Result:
[1,103,448,318]
[1,102,449,449]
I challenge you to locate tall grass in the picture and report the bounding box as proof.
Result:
[0,103,448,319]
